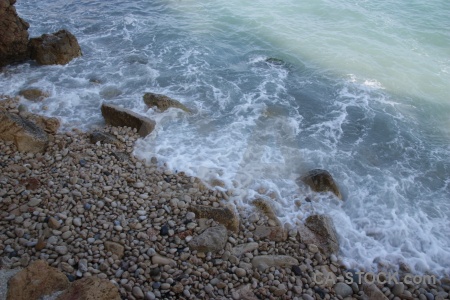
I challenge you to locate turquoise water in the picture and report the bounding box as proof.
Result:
[2,0,449,275]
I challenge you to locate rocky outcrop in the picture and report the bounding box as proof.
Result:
[297,214,339,256]
[143,92,191,113]
[0,0,30,67]
[56,276,121,300]
[251,255,298,272]
[0,111,48,153]
[6,260,69,300]
[298,169,342,199]
[29,29,82,65]
[188,225,228,253]
[189,205,239,232]
[18,88,50,101]
[101,103,156,137]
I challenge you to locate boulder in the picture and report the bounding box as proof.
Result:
[101,103,156,137]
[298,169,342,199]
[28,29,82,65]
[251,255,298,272]
[298,214,339,256]
[188,205,239,232]
[6,260,69,300]
[56,276,121,300]
[0,111,48,153]
[231,242,259,257]
[25,113,60,134]
[0,0,30,67]
[143,92,191,113]
[188,225,228,253]
[18,88,50,101]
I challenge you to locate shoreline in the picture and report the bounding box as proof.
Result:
[1,98,449,299]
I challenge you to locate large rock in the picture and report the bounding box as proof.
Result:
[251,198,281,226]
[143,92,191,113]
[361,283,389,300]
[101,103,156,137]
[298,214,339,256]
[28,29,82,65]
[0,0,30,67]
[253,225,287,242]
[18,88,50,101]
[56,276,121,300]
[0,111,48,153]
[298,169,342,199]
[6,260,69,300]
[188,225,228,253]
[251,255,299,272]
[189,205,239,232]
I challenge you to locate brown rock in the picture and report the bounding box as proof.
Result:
[18,88,50,101]
[143,92,191,113]
[89,130,121,145]
[0,0,30,67]
[104,241,124,259]
[298,169,342,199]
[19,177,41,190]
[298,214,339,256]
[35,236,46,251]
[188,204,239,232]
[361,283,389,300]
[252,198,281,226]
[188,225,228,253]
[0,111,48,153]
[253,225,287,242]
[56,276,121,300]
[6,260,69,300]
[48,217,61,229]
[28,29,82,65]
[101,103,156,137]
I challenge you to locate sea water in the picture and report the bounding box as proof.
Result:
[2,0,449,276]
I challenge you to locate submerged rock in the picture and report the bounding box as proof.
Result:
[298,169,342,199]
[0,0,30,67]
[143,92,191,113]
[18,88,50,102]
[28,29,82,65]
[101,103,156,137]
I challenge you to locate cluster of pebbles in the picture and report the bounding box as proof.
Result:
[0,117,449,299]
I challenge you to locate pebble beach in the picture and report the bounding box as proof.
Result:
[1,98,450,300]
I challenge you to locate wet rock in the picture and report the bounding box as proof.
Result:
[56,276,121,300]
[6,260,69,300]
[143,92,191,113]
[298,214,339,256]
[0,111,48,153]
[0,0,30,67]
[188,225,228,253]
[251,255,298,272]
[18,88,50,102]
[28,29,82,65]
[251,198,281,226]
[189,205,239,232]
[101,103,156,137]
[298,169,342,199]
